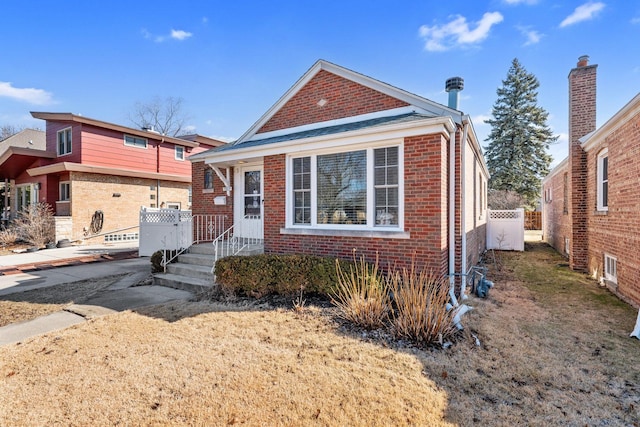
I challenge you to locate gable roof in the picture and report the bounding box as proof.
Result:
[234,59,462,146]
[30,112,201,148]
[0,129,46,152]
[0,129,54,180]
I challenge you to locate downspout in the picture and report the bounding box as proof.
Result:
[448,123,459,307]
[460,117,470,300]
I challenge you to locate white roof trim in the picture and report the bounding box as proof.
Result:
[581,92,640,151]
[246,106,423,142]
[205,116,455,166]
[235,59,461,145]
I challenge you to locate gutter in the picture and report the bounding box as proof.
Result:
[448,124,458,306]
[460,118,470,300]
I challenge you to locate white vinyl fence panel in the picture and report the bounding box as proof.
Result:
[139,208,193,256]
[486,209,525,251]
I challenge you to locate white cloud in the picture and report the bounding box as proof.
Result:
[560,2,605,28]
[171,29,192,41]
[0,82,54,105]
[472,114,492,126]
[631,16,640,25]
[503,0,538,4]
[419,12,504,51]
[142,28,193,42]
[517,26,543,46]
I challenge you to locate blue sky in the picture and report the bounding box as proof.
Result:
[1,1,639,166]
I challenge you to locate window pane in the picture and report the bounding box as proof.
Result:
[317,150,366,225]
[244,171,261,194]
[602,156,608,180]
[603,181,608,207]
[374,147,399,226]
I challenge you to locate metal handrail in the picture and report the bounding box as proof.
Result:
[211,215,263,273]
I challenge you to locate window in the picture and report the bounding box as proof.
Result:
[124,135,148,148]
[59,182,70,201]
[544,186,552,203]
[293,157,311,224]
[166,202,181,209]
[289,145,402,229]
[604,254,617,283]
[57,128,72,156]
[597,149,608,211]
[175,146,185,160]
[564,237,570,255]
[563,173,569,215]
[203,168,214,192]
[317,150,366,225]
[374,147,399,225]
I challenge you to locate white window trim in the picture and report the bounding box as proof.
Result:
[597,149,608,212]
[544,187,552,203]
[59,181,71,202]
[175,145,185,161]
[604,253,617,284]
[57,127,72,156]
[124,134,148,149]
[284,142,404,232]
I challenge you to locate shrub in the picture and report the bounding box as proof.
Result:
[150,249,180,273]
[214,254,348,298]
[0,228,19,246]
[331,254,390,330]
[11,203,54,248]
[387,263,457,345]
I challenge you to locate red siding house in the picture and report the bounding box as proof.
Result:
[543,56,640,307]
[190,60,489,298]
[0,113,223,244]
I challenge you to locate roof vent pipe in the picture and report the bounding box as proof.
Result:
[445,77,464,110]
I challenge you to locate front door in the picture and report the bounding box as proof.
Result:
[234,165,264,239]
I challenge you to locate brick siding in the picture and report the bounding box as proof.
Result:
[568,63,597,271]
[585,110,640,307]
[69,172,189,242]
[257,70,409,134]
[261,133,451,275]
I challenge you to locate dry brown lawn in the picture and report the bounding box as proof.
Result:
[0,242,639,426]
[0,275,127,327]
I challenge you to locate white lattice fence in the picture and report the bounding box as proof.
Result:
[486,209,524,251]
[139,208,193,256]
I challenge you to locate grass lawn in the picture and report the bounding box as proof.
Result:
[0,242,639,426]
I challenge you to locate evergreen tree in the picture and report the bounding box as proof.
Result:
[485,58,556,209]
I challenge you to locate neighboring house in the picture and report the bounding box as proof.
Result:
[542,55,640,307]
[0,113,224,243]
[0,129,47,223]
[190,60,489,289]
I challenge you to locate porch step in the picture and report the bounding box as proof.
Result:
[152,272,214,294]
[152,243,264,294]
[178,253,216,267]
[189,243,217,256]
[166,262,213,281]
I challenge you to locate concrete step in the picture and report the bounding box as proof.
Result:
[189,243,217,256]
[166,262,213,281]
[152,273,214,294]
[178,253,215,267]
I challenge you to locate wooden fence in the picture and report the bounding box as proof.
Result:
[525,211,542,230]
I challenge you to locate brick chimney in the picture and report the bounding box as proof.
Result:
[568,55,597,271]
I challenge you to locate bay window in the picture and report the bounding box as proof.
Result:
[289,145,402,229]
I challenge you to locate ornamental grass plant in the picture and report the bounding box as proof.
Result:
[331,254,390,330]
[387,263,457,345]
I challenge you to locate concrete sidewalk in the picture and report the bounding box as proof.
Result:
[0,245,193,347]
[0,241,139,275]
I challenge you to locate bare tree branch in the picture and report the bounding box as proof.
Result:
[128,96,191,137]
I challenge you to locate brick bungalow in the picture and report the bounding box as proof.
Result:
[0,113,224,243]
[542,56,640,307]
[190,60,489,297]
